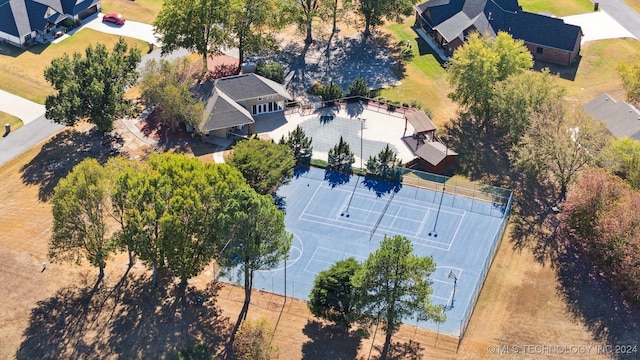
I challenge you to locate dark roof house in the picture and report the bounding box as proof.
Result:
[199,73,292,137]
[0,0,100,47]
[584,93,640,140]
[414,0,583,65]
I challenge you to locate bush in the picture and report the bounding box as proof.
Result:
[321,81,344,102]
[410,100,423,110]
[256,61,285,84]
[348,76,370,97]
[307,81,325,96]
[310,158,328,168]
[233,318,276,360]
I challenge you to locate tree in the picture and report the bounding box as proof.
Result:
[256,61,285,84]
[328,136,355,173]
[295,0,321,44]
[49,159,114,281]
[601,137,640,189]
[228,139,296,195]
[139,58,204,132]
[44,38,141,132]
[230,0,286,66]
[233,318,277,360]
[616,60,640,106]
[154,0,233,66]
[366,144,402,182]
[348,75,369,97]
[308,258,362,327]
[321,80,344,102]
[356,0,414,37]
[218,187,292,334]
[279,125,313,164]
[352,235,445,359]
[447,32,533,122]
[512,103,610,201]
[490,69,565,145]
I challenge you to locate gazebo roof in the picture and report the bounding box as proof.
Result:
[405,111,436,134]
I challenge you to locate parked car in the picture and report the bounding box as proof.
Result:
[102,13,125,25]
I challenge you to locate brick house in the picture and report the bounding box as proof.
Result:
[414,0,583,66]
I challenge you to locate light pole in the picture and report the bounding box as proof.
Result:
[358,117,365,169]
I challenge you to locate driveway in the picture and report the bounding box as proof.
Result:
[563,10,637,44]
[597,0,640,39]
[0,90,46,125]
[82,14,160,46]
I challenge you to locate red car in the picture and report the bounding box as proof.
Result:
[103,13,125,25]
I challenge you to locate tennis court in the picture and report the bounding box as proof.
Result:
[222,167,511,338]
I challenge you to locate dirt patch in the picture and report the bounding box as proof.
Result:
[134,110,192,143]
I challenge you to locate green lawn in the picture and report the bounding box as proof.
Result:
[379,20,456,127]
[519,0,594,16]
[0,111,23,133]
[101,0,163,24]
[562,38,640,105]
[0,29,148,104]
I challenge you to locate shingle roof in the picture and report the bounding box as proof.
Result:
[414,141,457,166]
[417,0,581,52]
[0,1,21,37]
[214,73,292,102]
[584,93,640,140]
[405,111,436,134]
[200,88,255,132]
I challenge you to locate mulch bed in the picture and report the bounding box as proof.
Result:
[135,109,192,143]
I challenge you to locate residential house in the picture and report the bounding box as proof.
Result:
[199,73,292,139]
[403,111,457,173]
[0,0,100,48]
[414,0,583,65]
[584,93,640,140]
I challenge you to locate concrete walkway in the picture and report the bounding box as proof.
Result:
[0,89,46,125]
[563,9,637,44]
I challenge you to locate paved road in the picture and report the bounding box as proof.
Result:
[0,115,64,168]
[598,0,640,39]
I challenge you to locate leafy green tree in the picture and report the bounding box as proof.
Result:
[228,139,296,195]
[490,69,565,145]
[256,61,285,84]
[218,187,292,333]
[601,137,640,189]
[352,235,445,359]
[154,0,233,66]
[356,0,414,37]
[139,58,204,132]
[512,103,610,201]
[295,0,321,44]
[348,76,369,97]
[49,159,114,281]
[230,0,287,65]
[447,32,533,122]
[279,125,313,164]
[328,136,355,173]
[233,318,277,360]
[308,258,362,327]
[366,144,402,182]
[321,80,344,102]
[44,38,141,132]
[616,61,640,106]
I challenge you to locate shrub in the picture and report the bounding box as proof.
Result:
[256,61,285,84]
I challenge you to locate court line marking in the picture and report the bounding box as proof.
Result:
[304,247,368,274]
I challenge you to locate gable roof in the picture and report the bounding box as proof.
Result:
[417,0,581,51]
[584,93,640,140]
[200,88,254,132]
[214,73,292,102]
[414,141,457,166]
[405,111,436,134]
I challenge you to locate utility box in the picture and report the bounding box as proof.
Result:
[594,2,599,11]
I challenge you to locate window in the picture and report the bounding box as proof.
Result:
[536,47,544,54]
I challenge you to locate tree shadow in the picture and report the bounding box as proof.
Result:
[369,340,424,360]
[316,107,339,124]
[19,127,118,202]
[294,166,310,178]
[345,99,365,119]
[273,193,287,213]
[361,176,401,197]
[554,241,640,359]
[16,273,231,359]
[301,321,361,360]
[324,169,350,188]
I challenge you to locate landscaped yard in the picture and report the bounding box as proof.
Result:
[519,0,594,16]
[0,29,147,104]
[101,0,163,25]
[0,111,23,133]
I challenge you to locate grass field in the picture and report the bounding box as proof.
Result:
[0,30,147,104]
[562,38,640,104]
[379,19,457,126]
[519,0,594,16]
[101,0,163,25]
[626,0,640,13]
[0,111,23,133]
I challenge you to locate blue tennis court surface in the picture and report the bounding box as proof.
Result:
[224,167,511,337]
